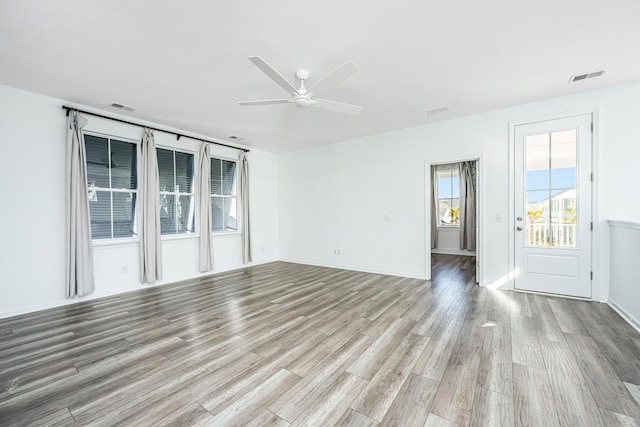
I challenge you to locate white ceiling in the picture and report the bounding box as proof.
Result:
[1,0,639,153]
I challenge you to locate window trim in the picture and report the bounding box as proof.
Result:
[156,145,198,239]
[210,155,240,235]
[84,131,140,243]
[436,168,461,229]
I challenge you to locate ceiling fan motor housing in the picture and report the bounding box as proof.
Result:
[294,95,313,107]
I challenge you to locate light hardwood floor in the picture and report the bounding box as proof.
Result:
[1,254,640,426]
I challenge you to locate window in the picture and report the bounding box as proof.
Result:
[210,158,237,232]
[437,169,460,226]
[157,148,196,235]
[85,134,138,240]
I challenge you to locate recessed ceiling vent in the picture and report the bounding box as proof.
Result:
[110,102,136,112]
[569,70,605,83]
[426,105,451,116]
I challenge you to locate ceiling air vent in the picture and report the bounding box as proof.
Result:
[426,105,451,116]
[569,70,605,83]
[228,135,245,141]
[110,102,136,112]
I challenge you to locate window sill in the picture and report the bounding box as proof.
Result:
[92,238,139,248]
[212,231,242,238]
[161,233,198,242]
[91,232,241,247]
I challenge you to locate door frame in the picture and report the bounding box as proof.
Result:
[508,109,601,300]
[425,154,484,284]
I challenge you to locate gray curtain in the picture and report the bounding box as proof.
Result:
[239,151,252,263]
[66,111,95,297]
[430,165,438,249]
[198,142,214,272]
[459,161,476,250]
[139,128,162,283]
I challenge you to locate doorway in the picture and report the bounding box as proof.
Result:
[426,158,480,284]
[513,114,592,298]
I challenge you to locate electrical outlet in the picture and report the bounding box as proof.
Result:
[121,265,129,274]
[495,213,503,222]
[334,249,341,255]
[383,215,391,222]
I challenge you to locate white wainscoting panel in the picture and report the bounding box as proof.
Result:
[608,220,640,332]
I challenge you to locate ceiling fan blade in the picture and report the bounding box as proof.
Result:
[248,56,297,94]
[308,61,359,96]
[313,98,363,115]
[238,99,292,106]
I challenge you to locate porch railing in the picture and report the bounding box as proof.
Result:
[526,223,577,247]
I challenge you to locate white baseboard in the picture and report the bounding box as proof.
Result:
[431,249,476,257]
[279,258,427,280]
[0,258,277,320]
[608,298,640,334]
[0,298,79,320]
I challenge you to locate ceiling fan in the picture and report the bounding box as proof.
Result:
[239,56,363,115]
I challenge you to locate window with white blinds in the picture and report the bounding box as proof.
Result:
[85,134,138,240]
[210,158,237,232]
[157,148,196,235]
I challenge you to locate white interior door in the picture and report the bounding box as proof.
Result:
[514,115,592,298]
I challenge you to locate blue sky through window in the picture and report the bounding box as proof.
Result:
[438,175,459,198]
[526,167,576,202]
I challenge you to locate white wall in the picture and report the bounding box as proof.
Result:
[0,85,279,318]
[433,228,475,256]
[278,80,640,302]
[278,112,505,280]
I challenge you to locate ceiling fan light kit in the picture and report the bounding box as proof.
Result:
[294,96,313,107]
[239,56,363,115]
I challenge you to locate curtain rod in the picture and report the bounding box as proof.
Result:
[62,106,249,152]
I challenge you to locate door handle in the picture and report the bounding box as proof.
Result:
[516,226,523,231]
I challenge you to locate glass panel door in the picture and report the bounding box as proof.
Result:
[514,113,592,298]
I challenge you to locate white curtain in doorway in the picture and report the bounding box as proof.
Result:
[139,128,162,283]
[459,161,476,250]
[65,110,95,297]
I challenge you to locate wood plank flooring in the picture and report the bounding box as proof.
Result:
[1,254,639,426]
